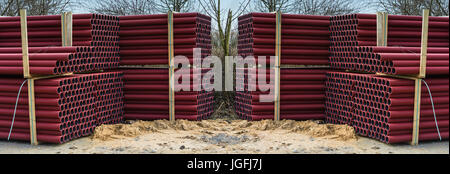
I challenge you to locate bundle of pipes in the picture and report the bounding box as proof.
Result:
[235,68,327,121]
[94,72,124,125]
[0,72,124,144]
[121,68,214,121]
[340,46,449,75]
[329,14,449,71]
[0,14,120,72]
[119,13,211,65]
[0,14,119,47]
[238,13,331,65]
[325,71,449,143]
[0,46,119,75]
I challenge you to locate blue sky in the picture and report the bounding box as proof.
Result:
[72,0,242,13]
[70,0,378,30]
[72,0,377,14]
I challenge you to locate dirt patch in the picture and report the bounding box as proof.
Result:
[289,121,357,141]
[92,119,356,142]
[238,119,357,141]
[1,119,447,154]
[92,120,159,141]
[200,133,254,145]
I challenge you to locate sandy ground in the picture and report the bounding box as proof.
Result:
[0,119,448,154]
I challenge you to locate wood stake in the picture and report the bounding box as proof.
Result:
[168,10,175,121]
[20,9,30,78]
[20,9,38,145]
[274,11,282,121]
[418,9,429,79]
[411,79,422,145]
[376,12,388,46]
[62,12,73,47]
[27,79,38,145]
[411,9,430,145]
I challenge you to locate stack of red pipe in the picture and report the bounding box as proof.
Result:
[0,72,124,144]
[0,46,119,75]
[122,68,214,121]
[325,71,449,143]
[329,14,449,71]
[0,14,120,47]
[93,72,124,125]
[0,14,120,72]
[119,13,211,65]
[238,13,330,65]
[352,46,448,75]
[235,68,327,121]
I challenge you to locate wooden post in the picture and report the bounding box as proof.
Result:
[418,9,429,79]
[20,9,38,145]
[411,79,422,145]
[376,12,388,46]
[27,79,38,145]
[411,9,429,146]
[274,11,281,121]
[168,10,175,121]
[61,12,73,47]
[20,10,30,79]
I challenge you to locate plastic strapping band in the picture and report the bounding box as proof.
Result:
[421,79,442,140]
[8,79,28,140]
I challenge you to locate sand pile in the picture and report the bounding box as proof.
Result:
[233,119,357,141]
[92,121,159,141]
[92,119,356,141]
[93,120,206,140]
[289,121,357,141]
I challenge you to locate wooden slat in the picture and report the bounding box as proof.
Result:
[411,79,422,145]
[376,12,388,46]
[27,79,38,145]
[274,11,282,121]
[20,9,38,145]
[375,72,419,80]
[20,9,30,78]
[418,9,429,78]
[61,12,73,47]
[280,65,330,69]
[32,73,74,80]
[274,67,280,121]
[119,65,170,69]
[168,10,175,121]
[411,9,430,145]
[275,11,281,68]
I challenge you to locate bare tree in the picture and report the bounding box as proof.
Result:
[1,0,72,16]
[378,0,449,16]
[155,0,196,13]
[291,0,364,15]
[0,0,15,16]
[252,0,293,12]
[81,0,157,15]
[199,0,250,58]
[199,0,250,118]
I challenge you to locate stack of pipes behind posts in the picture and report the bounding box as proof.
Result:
[0,14,120,73]
[0,13,124,144]
[236,13,331,121]
[118,13,214,121]
[0,72,124,143]
[329,14,449,73]
[326,14,449,144]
